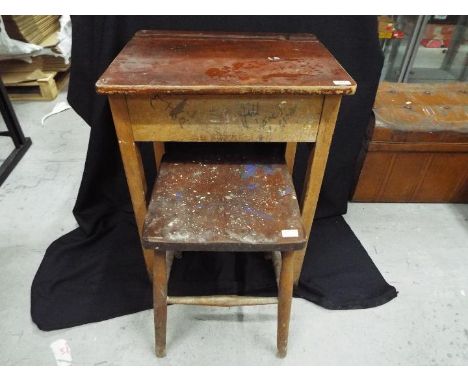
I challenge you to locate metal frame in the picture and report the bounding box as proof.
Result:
[0,78,32,187]
[398,15,431,82]
[441,15,468,81]
[383,15,466,83]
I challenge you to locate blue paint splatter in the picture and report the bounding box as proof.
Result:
[247,183,257,190]
[243,206,273,220]
[241,164,257,179]
[174,192,183,200]
[263,165,274,175]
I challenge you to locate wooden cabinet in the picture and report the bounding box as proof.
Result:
[353,82,468,203]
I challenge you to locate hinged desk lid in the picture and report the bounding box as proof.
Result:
[96,30,356,96]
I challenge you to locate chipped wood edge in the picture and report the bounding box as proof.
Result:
[96,83,357,96]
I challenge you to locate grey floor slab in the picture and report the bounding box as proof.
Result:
[0,90,467,365]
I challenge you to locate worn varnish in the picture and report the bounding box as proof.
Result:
[353,82,468,203]
[96,30,355,95]
[127,94,323,142]
[99,30,355,358]
[373,82,468,143]
[143,153,306,252]
[293,95,342,278]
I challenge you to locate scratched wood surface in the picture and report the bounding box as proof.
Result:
[127,94,323,142]
[142,153,306,252]
[96,30,356,95]
[373,82,468,143]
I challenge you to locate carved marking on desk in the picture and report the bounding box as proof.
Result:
[129,95,322,142]
[150,95,196,129]
[169,99,188,120]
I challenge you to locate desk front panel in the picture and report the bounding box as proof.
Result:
[126,95,323,142]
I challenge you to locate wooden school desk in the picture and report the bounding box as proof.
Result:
[97,30,356,358]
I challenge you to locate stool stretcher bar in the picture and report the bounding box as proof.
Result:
[167,295,278,307]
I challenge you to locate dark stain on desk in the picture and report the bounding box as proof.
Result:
[96,30,356,95]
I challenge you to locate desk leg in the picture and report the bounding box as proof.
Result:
[153,142,165,173]
[294,95,342,284]
[153,250,167,358]
[109,95,153,277]
[285,142,297,175]
[277,250,294,358]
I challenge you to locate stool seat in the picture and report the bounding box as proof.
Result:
[142,154,306,252]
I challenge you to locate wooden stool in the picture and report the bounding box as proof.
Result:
[96,30,356,358]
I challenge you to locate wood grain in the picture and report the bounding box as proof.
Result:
[153,250,167,358]
[127,95,322,142]
[277,251,294,358]
[354,151,468,202]
[353,82,468,203]
[294,95,342,283]
[96,30,356,96]
[108,95,154,276]
[285,142,297,174]
[100,30,355,358]
[373,82,468,143]
[167,296,278,307]
[153,141,165,171]
[143,154,306,252]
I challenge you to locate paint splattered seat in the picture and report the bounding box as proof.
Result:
[142,151,306,252]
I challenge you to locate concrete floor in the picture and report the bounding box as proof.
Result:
[0,89,467,365]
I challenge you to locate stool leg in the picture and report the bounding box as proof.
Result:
[277,251,294,358]
[153,250,167,358]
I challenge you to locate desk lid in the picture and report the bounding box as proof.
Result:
[96,30,356,96]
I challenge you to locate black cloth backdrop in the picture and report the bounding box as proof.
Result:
[31,16,397,330]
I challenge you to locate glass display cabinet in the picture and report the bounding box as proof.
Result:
[380,15,467,83]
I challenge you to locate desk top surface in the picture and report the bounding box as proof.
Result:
[96,30,356,96]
